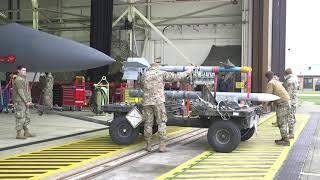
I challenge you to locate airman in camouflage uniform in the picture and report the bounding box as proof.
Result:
[283,68,298,139]
[12,65,34,139]
[43,73,54,108]
[39,73,46,104]
[141,63,191,152]
[265,71,290,146]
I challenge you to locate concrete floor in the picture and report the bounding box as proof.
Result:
[300,102,320,180]
[0,102,319,179]
[93,136,209,180]
[0,110,111,158]
[90,102,320,180]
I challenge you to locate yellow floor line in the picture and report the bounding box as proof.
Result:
[0,127,189,180]
[158,113,310,180]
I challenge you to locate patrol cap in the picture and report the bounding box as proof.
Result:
[285,68,293,75]
[150,62,160,67]
[265,71,274,80]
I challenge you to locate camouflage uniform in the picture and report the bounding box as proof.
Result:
[141,65,190,151]
[39,74,46,104]
[266,79,290,140]
[13,75,32,131]
[43,73,54,108]
[283,74,298,133]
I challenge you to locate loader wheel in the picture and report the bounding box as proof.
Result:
[109,116,139,145]
[240,127,255,141]
[207,120,241,153]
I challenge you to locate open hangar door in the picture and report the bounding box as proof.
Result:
[112,0,252,68]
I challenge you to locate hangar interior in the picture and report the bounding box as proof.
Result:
[0,0,284,92]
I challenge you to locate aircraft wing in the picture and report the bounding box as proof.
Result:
[0,23,115,72]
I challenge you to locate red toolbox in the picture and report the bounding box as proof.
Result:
[62,85,75,110]
[74,76,86,107]
[61,76,86,111]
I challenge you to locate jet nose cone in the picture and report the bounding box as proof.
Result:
[0,23,115,72]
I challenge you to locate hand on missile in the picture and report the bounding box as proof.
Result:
[185,67,193,75]
[260,103,270,114]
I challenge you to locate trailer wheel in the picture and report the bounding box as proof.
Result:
[109,116,139,145]
[207,120,241,153]
[241,127,255,141]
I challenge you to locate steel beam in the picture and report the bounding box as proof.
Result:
[114,0,233,7]
[135,7,193,65]
[154,2,232,25]
[31,0,39,30]
[112,8,129,27]
[8,0,13,20]
[39,9,53,24]
[40,8,89,18]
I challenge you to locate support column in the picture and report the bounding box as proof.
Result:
[252,0,272,93]
[271,0,286,80]
[31,0,39,30]
[8,0,13,20]
[89,0,114,82]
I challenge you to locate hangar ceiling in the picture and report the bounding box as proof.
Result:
[0,0,242,37]
[0,0,249,66]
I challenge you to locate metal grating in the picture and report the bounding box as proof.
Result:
[275,113,320,180]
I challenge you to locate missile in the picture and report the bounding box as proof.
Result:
[122,58,252,73]
[0,23,115,72]
[129,90,280,102]
[159,66,252,73]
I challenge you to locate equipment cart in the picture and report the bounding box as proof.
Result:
[102,85,262,153]
[101,61,272,153]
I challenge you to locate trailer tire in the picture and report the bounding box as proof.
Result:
[207,120,241,153]
[109,116,139,145]
[241,127,255,141]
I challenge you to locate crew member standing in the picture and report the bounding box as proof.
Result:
[141,63,191,152]
[283,68,298,139]
[43,72,54,109]
[12,65,34,139]
[265,71,290,146]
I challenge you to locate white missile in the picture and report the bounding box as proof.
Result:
[129,90,280,102]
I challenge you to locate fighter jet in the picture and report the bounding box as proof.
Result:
[0,23,115,72]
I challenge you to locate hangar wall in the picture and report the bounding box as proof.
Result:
[0,0,286,92]
[1,0,245,66]
[112,0,244,66]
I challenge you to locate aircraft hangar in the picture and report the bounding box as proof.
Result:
[0,0,285,91]
[0,0,319,180]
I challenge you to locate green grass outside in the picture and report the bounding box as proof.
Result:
[298,96,320,105]
[299,90,320,94]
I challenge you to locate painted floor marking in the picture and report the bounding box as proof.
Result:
[0,127,187,179]
[158,113,309,180]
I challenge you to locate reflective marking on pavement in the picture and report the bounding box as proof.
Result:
[0,127,187,179]
[158,113,309,180]
[301,172,320,177]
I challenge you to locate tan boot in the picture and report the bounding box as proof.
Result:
[145,138,152,152]
[16,130,26,139]
[289,130,294,139]
[272,122,279,127]
[24,128,35,138]
[159,141,168,152]
[275,138,290,146]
